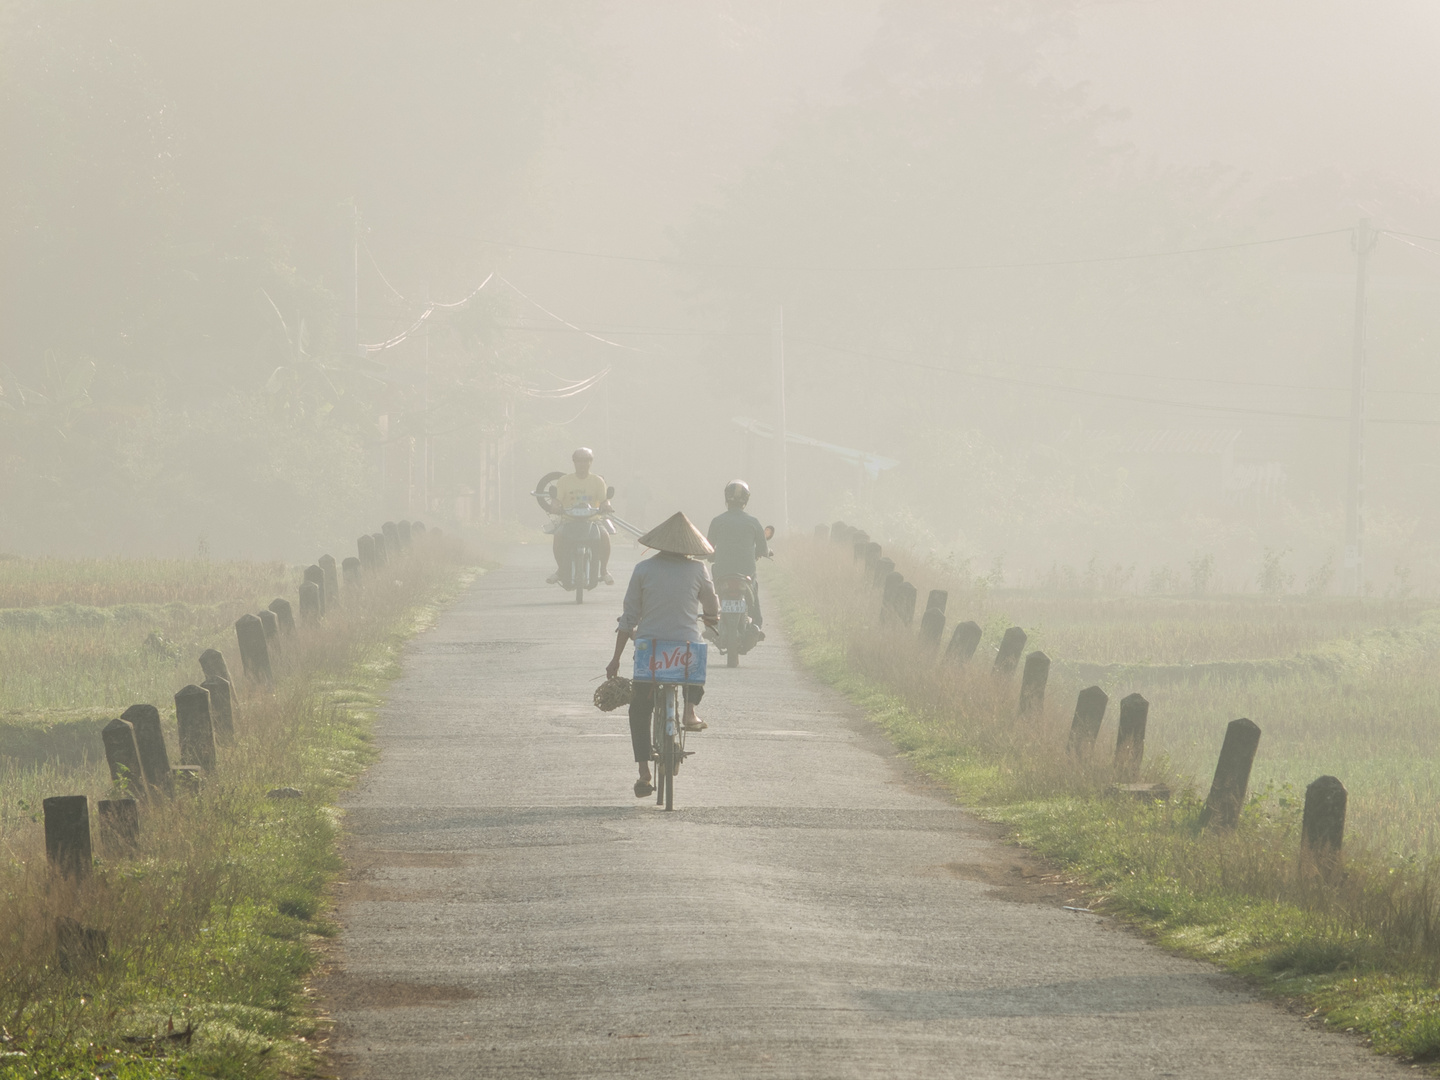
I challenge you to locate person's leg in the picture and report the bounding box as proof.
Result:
[551,530,576,586]
[596,530,613,584]
[750,579,763,628]
[682,684,706,730]
[629,684,655,784]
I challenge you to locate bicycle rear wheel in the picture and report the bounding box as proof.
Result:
[664,685,679,810]
[651,691,665,806]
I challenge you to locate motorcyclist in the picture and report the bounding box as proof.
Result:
[706,480,770,634]
[605,512,719,797]
[545,447,614,588]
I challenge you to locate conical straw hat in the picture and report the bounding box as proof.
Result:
[637,511,714,556]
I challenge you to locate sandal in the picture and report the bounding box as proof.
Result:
[682,719,707,732]
[633,778,654,797]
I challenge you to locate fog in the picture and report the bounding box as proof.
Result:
[4,0,1440,596]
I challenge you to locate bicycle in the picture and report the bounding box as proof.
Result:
[634,638,708,811]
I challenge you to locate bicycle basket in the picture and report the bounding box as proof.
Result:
[593,676,633,712]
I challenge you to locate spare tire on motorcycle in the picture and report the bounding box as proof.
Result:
[532,471,566,515]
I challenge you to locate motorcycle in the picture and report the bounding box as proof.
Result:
[712,526,775,668]
[715,573,761,667]
[532,472,624,604]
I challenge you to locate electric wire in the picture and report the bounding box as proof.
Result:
[358,273,493,353]
[496,276,643,350]
[797,336,1440,427]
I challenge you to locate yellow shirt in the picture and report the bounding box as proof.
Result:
[554,472,607,516]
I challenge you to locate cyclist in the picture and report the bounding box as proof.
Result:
[605,511,719,798]
[706,480,770,635]
[545,447,614,588]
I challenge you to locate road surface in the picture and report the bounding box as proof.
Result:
[325,546,1398,1078]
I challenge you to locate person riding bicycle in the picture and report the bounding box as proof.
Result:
[706,480,770,635]
[545,447,614,588]
[605,512,719,798]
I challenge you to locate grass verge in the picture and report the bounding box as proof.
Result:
[775,541,1440,1069]
[0,542,477,1079]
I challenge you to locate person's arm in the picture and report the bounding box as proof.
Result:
[606,628,632,680]
[754,517,770,559]
[608,565,643,678]
[697,564,720,627]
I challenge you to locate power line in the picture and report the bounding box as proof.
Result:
[496,276,643,351]
[415,226,1353,274]
[798,336,1440,426]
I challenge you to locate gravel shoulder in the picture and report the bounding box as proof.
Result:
[324,549,1401,1078]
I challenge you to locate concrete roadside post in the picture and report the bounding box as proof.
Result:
[1199,718,1262,829]
[202,676,236,743]
[383,521,400,554]
[896,581,917,627]
[1301,775,1347,870]
[829,521,847,543]
[993,627,1027,676]
[919,607,946,649]
[880,571,905,623]
[269,597,296,636]
[872,557,895,588]
[1067,685,1109,759]
[96,798,139,854]
[235,613,273,686]
[358,533,377,572]
[175,684,217,773]
[101,717,147,796]
[945,621,983,665]
[43,795,92,879]
[1114,693,1150,778]
[198,648,234,689]
[319,554,339,604]
[257,608,280,657]
[122,704,172,797]
[371,532,389,567]
[343,557,362,593]
[304,564,327,617]
[864,543,882,575]
[1018,652,1050,716]
[299,581,321,625]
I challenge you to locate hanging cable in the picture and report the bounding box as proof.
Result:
[362,239,409,304]
[496,276,643,350]
[358,273,494,353]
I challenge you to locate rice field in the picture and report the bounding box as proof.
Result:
[812,543,1440,859]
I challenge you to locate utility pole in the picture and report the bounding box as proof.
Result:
[1344,218,1378,596]
[344,201,360,357]
[419,281,430,519]
[773,306,790,534]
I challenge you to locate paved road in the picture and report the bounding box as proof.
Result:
[326,548,1399,1078]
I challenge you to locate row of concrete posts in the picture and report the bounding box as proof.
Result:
[819,521,1348,867]
[42,519,435,881]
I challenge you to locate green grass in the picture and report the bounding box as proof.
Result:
[777,540,1440,1068]
[0,543,476,1079]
